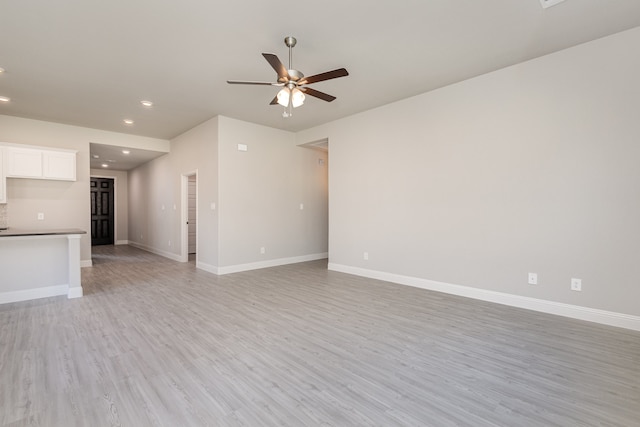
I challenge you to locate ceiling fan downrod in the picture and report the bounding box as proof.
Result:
[284,36,297,71]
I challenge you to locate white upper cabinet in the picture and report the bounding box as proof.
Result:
[43,150,76,181]
[6,147,42,178]
[3,144,76,182]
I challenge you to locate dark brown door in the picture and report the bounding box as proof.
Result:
[91,177,114,246]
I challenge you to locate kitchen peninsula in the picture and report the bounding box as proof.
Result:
[0,228,86,304]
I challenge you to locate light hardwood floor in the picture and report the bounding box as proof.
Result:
[1,245,639,426]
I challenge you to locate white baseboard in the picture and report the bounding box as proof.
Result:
[67,286,83,299]
[128,241,183,262]
[328,263,640,332]
[196,260,219,275]
[128,242,326,276]
[115,240,129,246]
[0,284,69,304]
[217,252,328,275]
[81,259,93,268]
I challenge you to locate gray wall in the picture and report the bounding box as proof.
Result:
[128,117,218,265]
[127,115,328,271]
[297,27,640,317]
[218,116,328,268]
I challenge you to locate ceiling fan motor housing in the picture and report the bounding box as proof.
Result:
[287,69,304,83]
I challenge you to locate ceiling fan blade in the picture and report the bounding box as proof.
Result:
[299,68,348,85]
[300,87,337,102]
[262,53,290,82]
[269,95,279,105]
[227,80,281,86]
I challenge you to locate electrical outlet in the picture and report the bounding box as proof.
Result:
[363,252,369,261]
[260,247,265,254]
[528,272,538,285]
[37,213,44,220]
[571,278,582,291]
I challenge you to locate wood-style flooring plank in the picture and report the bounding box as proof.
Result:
[1,244,639,426]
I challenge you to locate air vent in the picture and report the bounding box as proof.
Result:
[540,0,567,8]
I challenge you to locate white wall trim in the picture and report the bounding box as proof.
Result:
[328,263,640,332]
[67,287,83,299]
[128,241,183,262]
[115,240,129,246]
[81,259,93,268]
[129,244,326,275]
[0,284,69,305]
[196,260,219,275]
[218,253,328,275]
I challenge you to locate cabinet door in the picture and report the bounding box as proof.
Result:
[43,150,76,181]
[7,147,43,178]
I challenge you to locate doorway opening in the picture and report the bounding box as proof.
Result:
[181,171,198,262]
[90,177,115,246]
[298,138,329,260]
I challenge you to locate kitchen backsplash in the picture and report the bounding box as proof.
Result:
[0,204,7,228]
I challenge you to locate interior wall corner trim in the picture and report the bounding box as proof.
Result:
[128,241,183,262]
[196,261,219,275]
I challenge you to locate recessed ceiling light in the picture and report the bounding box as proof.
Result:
[92,154,100,159]
[123,119,134,125]
[140,100,153,107]
[0,96,10,102]
[106,159,116,163]
[0,68,5,74]
[122,150,130,155]
[101,163,109,168]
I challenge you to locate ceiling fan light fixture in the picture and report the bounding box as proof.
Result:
[277,87,290,107]
[291,88,305,108]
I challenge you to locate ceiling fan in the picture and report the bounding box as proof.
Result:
[227,36,348,116]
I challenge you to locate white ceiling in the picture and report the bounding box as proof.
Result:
[1,0,640,147]
[89,143,167,171]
